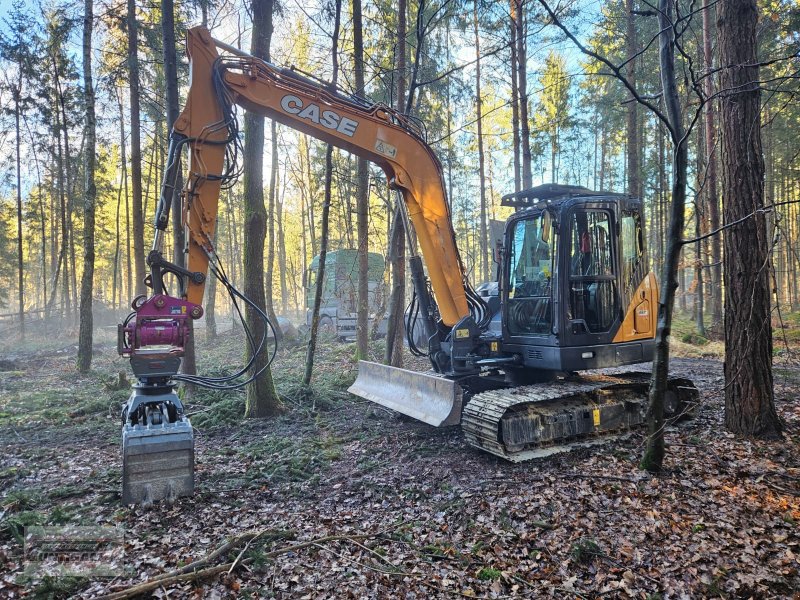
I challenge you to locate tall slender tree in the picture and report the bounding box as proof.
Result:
[515,0,533,188]
[0,1,34,337]
[243,0,282,418]
[385,0,408,368]
[625,0,641,197]
[474,0,489,282]
[702,0,722,327]
[162,0,197,383]
[304,0,342,386]
[265,120,282,341]
[353,0,371,360]
[128,0,145,296]
[510,0,521,192]
[77,0,96,372]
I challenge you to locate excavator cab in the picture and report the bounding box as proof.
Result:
[499,184,657,374]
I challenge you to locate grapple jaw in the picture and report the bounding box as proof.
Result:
[348,360,463,427]
[121,386,194,506]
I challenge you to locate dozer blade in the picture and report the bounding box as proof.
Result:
[122,417,194,505]
[349,360,463,426]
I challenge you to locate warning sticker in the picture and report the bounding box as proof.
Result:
[375,140,397,158]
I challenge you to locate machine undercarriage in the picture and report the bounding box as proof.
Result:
[350,362,699,462]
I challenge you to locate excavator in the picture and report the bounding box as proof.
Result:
[117,26,698,505]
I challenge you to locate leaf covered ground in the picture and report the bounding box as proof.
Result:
[0,325,799,599]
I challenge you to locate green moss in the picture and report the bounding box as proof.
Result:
[477,566,502,580]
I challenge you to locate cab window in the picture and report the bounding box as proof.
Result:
[568,209,616,333]
[507,213,555,336]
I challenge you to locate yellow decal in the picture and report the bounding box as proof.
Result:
[613,272,658,343]
[455,328,470,339]
[491,341,499,352]
[592,409,601,427]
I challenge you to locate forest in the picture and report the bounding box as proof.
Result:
[0,0,799,597]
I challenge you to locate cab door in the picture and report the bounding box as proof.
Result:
[562,204,620,347]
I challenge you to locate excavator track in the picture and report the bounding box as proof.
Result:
[462,373,698,462]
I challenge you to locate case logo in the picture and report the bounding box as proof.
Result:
[280,95,359,137]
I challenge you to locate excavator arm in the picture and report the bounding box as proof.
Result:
[171,26,469,328]
[116,27,480,504]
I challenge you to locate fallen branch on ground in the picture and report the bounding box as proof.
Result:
[94,532,379,600]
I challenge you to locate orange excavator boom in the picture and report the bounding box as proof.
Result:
[172,26,469,327]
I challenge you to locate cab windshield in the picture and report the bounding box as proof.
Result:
[507,212,555,336]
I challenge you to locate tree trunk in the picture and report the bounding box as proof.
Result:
[243,0,282,418]
[122,100,132,306]
[304,0,342,387]
[353,0,371,360]
[56,79,78,322]
[694,126,707,337]
[128,0,146,297]
[24,119,47,313]
[54,96,70,318]
[474,0,489,282]
[703,0,723,328]
[161,0,196,386]
[162,0,182,267]
[304,139,317,256]
[226,194,238,328]
[385,0,407,368]
[385,205,406,367]
[277,191,288,314]
[626,0,640,197]
[641,0,688,473]
[510,0,521,192]
[77,0,96,372]
[49,172,56,316]
[515,0,532,188]
[718,0,781,438]
[113,182,122,309]
[14,89,24,337]
[265,120,283,340]
[205,228,218,340]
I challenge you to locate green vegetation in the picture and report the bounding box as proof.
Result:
[237,431,343,485]
[570,537,602,564]
[30,576,88,600]
[477,566,502,581]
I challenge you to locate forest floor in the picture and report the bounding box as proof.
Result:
[0,318,799,599]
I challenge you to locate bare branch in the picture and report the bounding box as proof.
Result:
[682,200,800,245]
[536,0,672,132]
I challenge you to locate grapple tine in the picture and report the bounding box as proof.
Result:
[348,360,462,426]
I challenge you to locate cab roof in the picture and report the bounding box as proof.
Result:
[500,184,629,211]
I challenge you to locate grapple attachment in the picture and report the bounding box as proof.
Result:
[121,386,194,505]
[348,360,463,426]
